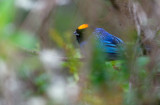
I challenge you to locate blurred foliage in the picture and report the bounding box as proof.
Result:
[11,31,39,50]
[50,29,81,81]
[1,0,160,105]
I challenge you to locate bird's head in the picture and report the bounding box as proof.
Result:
[74,24,89,43]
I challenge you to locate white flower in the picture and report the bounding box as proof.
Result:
[47,78,79,104]
[56,0,70,6]
[0,60,9,79]
[27,97,46,105]
[39,49,63,70]
[15,0,45,10]
[47,79,66,103]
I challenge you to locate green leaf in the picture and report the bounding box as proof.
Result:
[11,31,39,50]
[0,0,15,29]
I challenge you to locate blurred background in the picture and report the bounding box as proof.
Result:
[1,0,160,105]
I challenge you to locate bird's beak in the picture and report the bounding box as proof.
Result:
[74,31,79,36]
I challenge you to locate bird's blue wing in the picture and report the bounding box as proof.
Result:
[97,40,119,53]
[93,28,124,54]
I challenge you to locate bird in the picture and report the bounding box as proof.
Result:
[73,24,124,60]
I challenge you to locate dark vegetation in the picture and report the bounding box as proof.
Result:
[0,0,160,105]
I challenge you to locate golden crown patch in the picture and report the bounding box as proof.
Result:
[78,24,89,30]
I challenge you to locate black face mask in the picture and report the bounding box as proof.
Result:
[74,29,84,43]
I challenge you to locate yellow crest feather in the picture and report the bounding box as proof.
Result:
[78,24,89,30]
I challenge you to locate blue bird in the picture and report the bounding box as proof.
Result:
[73,24,124,60]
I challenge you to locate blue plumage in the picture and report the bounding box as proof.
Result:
[93,28,124,54]
[74,24,124,60]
